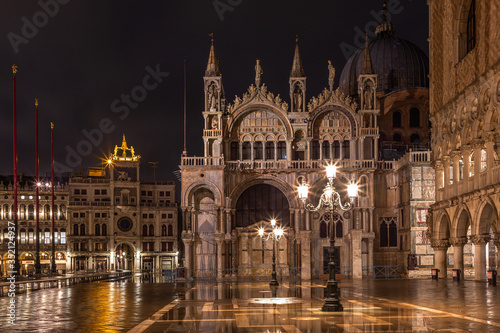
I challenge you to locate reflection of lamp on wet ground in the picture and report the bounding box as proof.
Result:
[298,164,358,312]
[258,219,284,287]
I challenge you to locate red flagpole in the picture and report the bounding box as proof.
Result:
[12,65,20,275]
[35,99,41,275]
[51,122,56,274]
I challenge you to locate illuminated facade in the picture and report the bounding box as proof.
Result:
[0,136,178,275]
[180,6,434,281]
[428,0,500,280]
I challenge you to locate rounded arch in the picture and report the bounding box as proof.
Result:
[309,105,358,140]
[182,180,223,208]
[114,241,136,253]
[234,183,291,228]
[227,105,293,140]
[230,175,298,209]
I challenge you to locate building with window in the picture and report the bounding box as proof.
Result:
[180,4,434,281]
[0,136,178,275]
[428,0,499,280]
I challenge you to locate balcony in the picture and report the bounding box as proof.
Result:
[203,129,222,137]
[360,128,379,136]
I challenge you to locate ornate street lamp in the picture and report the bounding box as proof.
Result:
[298,165,358,312]
[258,219,284,287]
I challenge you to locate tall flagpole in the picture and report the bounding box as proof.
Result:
[12,65,20,276]
[182,59,187,157]
[35,99,41,275]
[51,122,56,274]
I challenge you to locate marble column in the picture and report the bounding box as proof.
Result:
[216,239,224,280]
[451,151,461,184]
[442,156,451,186]
[431,239,450,279]
[300,231,311,280]
[494,233,500,271]
[368,238,374,275]
[231,230,237,278]
[182,238,193,280]
[351,229,363,279]
[485,136,495,184]
[471,235,490,281]
[450,237,468,279]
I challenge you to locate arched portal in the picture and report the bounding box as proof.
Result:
[115,243,135,271]
[235,184,290,228]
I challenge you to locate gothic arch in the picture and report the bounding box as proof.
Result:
[434,210,451,240]
[182,180,223,208]
[452,204,472,238]
[473,198,499,235]
[114,241,136,252]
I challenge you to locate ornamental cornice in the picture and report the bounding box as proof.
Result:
[460,144,472,154]
[449,237,468,247]
[430,239,450,250]
[470,234,490,245]
[450,150,462,159]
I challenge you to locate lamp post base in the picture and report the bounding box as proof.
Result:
[322,301,343,312]
[269,279,279,287]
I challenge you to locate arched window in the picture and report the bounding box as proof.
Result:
[380,221,388,247]
[102,224,107,236]
[19,205,26,220]
[254,141,263,160]
[469,152,474,177]
[54,228,59,244]
[54,205,58,220]
[28,205,34,220]
[335,219,343,238]
[466,0,476,54]
[3,228,8,243]
[230,142,239,160]
[80,224,85,236]
[73,224,79,236]
[2,204,9,220]
[265,142,275,160]
[44,228,50,244]
[392,111,402,128]
[359,177,368,197]
[389,221,398,247]
[60,205,67,219]
[410,133,420,145]
[168,224,173,236]
[333,141,340,159]
[409,108,420,127]
[322,141,330,159]
[95,224,100,236]
[143,224,148,236]
[277,141,286,159]
[480,149,487,171]
[28,228,34,244]
[312,140,320,160]
[320,220,328,238]
[20,228,26,244]
[149,224,154,236]
[44,204,50,220]
[60,228,67,244]
[162,224,167,236]
[342,140,350,159]
[242,142,251,160]
[393,133,402,142]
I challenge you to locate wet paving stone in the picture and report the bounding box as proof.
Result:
[1,276,499,332]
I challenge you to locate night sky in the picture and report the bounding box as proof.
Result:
[0,0,428,184]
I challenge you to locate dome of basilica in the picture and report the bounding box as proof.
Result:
[339,15,429,97]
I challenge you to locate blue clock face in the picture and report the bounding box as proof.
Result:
[117,217,133,232]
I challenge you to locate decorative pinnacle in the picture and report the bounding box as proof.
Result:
[12,64,18,75]
[35,98,39,107]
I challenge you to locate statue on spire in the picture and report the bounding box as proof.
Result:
[328,60,335,91]
[255,59,263,86]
